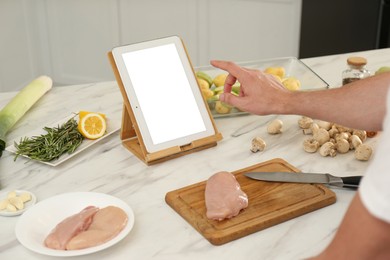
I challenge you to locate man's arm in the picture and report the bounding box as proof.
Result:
[286,74,389,131]
[211,60,390,259]
[211,60,390,131]
[311,193,390,259]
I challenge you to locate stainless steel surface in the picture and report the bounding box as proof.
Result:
[244,172,344,187]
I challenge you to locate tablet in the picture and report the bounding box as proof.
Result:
[112,36,216,153]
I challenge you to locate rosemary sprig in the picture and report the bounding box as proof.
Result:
[14,117,84,162]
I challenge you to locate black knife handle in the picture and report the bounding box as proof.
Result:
[341,176,362,189]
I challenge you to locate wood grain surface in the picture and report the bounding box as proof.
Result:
[165,158,336,245]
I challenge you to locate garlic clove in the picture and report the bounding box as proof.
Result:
[6,203,17,212]
[9,197,24,210]
[19,192,32,203]
[0,199,9,210]
[7,191,17,199]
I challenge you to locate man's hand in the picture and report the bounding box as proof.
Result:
[210,60,290,115]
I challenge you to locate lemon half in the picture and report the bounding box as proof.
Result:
[78,113,107,140]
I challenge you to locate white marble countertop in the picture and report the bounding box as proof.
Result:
[1,48,389,260]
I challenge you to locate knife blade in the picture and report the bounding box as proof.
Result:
[244,171,362,189]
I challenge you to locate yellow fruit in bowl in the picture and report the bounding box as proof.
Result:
[215,101,232,114]
[282,77,301,91]
[197,78,210,90]
[201,88,214,99]
[213,86,224,95]
[196,71,213,86]
[264,67,286,78]
[213,74,228,87]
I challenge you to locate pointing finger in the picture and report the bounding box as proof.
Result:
[210,60,247,80]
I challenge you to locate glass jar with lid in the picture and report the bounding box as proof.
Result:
[342,56,377,137]
[342,56,371,85]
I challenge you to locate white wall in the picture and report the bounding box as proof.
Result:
[0,0,302,92]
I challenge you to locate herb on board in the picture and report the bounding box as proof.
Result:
[14,117,84,162]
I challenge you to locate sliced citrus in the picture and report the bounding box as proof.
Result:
[79,110,106,120]
[78,113,107,140]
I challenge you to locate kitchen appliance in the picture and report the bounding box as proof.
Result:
[300,0,389,58]
[378,0,390,48]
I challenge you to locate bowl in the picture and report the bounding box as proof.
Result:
[195,57,329,118]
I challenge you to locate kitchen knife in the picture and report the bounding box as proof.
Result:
[244,171,362,189]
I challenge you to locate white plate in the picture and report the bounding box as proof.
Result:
[15,192,135,257]
[6,113,120,166]
[0,190,37,217]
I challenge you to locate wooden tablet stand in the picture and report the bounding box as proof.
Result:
[108,51,222,165]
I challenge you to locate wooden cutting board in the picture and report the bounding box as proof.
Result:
[165,158,336,245]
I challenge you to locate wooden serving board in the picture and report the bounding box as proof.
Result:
[165,158,336,245]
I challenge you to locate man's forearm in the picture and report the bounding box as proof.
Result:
[284,73,390,131]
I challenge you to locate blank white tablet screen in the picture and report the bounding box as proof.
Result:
[122,43,206,145]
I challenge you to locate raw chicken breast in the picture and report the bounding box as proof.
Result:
[44,206,99,250]
[66,206,128,250]
[205,171,248,221]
